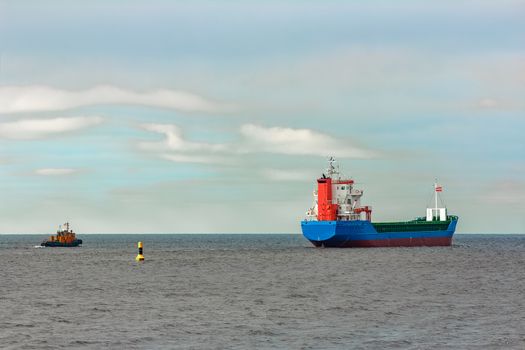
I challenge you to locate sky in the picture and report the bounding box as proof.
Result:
[0,0,524,233]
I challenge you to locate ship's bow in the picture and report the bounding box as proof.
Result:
[301,220,337,246]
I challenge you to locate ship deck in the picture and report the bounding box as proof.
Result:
[372,216,458,233]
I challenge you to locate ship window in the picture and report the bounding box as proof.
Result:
[341,186,345,190]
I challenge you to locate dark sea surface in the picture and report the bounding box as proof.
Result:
[1,234,524,349]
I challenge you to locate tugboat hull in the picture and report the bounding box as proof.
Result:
[41,239,82,247]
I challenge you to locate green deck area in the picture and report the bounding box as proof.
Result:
[372,216,457,233]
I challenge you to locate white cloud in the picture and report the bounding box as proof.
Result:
[139,123,228,153]
[138,122,376,164]
[161,154,230,164]
[0,85,233,114]
[240,124,375,158]
[0,116,103,140]
[35,168,79,176]
[478,98,500,108]
[474,97,520,111]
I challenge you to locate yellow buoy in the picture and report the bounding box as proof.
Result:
[135,241,144,261]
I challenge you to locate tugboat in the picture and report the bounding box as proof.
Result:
[41,222,83,247]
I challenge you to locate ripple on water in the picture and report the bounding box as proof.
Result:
[1,234,524,349]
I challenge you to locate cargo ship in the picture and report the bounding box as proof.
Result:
[301,158,458,247]
[41,222,82,247]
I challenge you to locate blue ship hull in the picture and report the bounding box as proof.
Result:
[301,219,458,248]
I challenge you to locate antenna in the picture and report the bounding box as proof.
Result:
[326,156,337,178]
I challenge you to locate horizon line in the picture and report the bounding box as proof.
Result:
[1,232,524,235]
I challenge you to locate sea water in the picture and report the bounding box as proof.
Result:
[1,234,524,349]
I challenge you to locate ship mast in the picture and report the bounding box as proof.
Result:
[427,179,445,221]
[434,178,438,215]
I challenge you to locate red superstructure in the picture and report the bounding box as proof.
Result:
[317,177,338,221]
[308,157,371,222]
